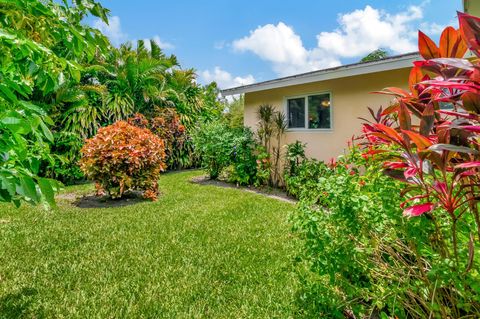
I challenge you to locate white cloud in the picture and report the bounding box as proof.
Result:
[420,19,458,36]
[199,67,255,89]
[233,22,340,77]
[144,35,175,50]
[93,16,127,46]
[231,4,439,77]
[317,5,422,57]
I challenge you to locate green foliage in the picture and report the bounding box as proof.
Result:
[227,129,258,185]
[49,38,223,182]
[253,146,271,187]
[192,122,261,185]
[360,48,389,62]
[223,95,245,129]
[284,141,307,176]
[292,148,480,317]
[0,0,109,206]
[80,121,166,200]
[284,160,328,200]
[256,104,287,187]
[44,131,85,185]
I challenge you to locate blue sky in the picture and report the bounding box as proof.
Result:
[92,0,462,89]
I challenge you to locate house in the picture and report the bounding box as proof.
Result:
[464,0,480,17]
[221,52,419,162]
[221,2,479,162]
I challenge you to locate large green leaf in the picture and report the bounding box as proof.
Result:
[0,83,18,103]
[18,175,39,202]
[38,178,56,207]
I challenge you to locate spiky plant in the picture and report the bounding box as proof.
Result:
[272,111,287,187]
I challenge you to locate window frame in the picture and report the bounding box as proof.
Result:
[284,91,333,132]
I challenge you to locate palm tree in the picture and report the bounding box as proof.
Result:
[103,39,179,118]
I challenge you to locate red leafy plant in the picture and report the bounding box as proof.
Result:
[128,109,189,169]
[80,121,166,200]
[362,13,480,273]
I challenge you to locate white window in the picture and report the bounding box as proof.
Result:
[286,93,332,130]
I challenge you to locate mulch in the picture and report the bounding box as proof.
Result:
[72,191,148,209]
[190,176,297,204]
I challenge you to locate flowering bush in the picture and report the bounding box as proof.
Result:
[80,121,166,200]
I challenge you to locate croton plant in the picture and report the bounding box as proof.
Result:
[80,121,166,200]
[362,12,480,265]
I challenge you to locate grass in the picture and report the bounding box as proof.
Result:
[0,170,297,318]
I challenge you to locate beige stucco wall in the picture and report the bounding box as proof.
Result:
[465,0,480,16]
[244,68,410,162]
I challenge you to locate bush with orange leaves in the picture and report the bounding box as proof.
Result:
[80,121,166,200]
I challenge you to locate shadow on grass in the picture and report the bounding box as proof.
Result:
[0,287,44,319]
[73,191,149,209]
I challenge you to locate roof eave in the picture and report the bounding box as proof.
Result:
[221,52,421,96]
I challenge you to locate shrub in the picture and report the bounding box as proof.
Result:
[128,110,193,170]
[292,148,479,317]
[192,122,262,185]
[229,128,258,185]
[294,13,480,317]
[256,104,287,187]
[80,121,166,200]
[254,146,271,187]
[43,132,85,185]
[284,158,330,199]
[192,122,235,180]
[358,14,480,316]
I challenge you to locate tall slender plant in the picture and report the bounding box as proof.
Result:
[257,104,275,152]
[272,111,287,187]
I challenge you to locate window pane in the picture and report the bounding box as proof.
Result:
[308,94,331,129]
[287,98,305,128]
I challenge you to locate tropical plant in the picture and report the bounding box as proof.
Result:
[223,95,245,129]
[192,122,261,184]
[127,110,193,170]
[357,13,480,317]
[192,122,236,180]
[254,146,271,187]
[80,121,166,200]
[257,104,275,152]
[271,111,287,187]
[256,104,287,186]
[0,0,110,206]
[284,140,307,177]
[44,131,85,184]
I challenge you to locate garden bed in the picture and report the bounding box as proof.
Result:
[191,175,297,204]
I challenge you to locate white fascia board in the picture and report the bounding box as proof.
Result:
[221,53,421,96]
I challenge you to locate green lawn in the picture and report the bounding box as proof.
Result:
[0,170,297,318]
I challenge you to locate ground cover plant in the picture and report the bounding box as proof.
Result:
[0,171,296,318]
